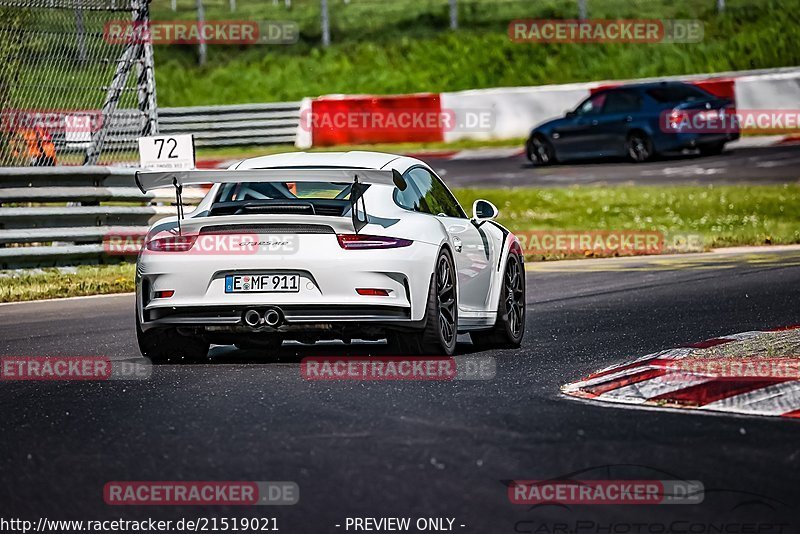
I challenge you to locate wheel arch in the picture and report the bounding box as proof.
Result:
[487,229,524,317]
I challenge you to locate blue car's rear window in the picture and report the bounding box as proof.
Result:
[647,85,712,103]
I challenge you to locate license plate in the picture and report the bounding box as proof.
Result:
[225,274,300,293]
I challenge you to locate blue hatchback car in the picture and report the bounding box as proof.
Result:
[526,81,740,165]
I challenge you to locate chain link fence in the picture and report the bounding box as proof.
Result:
[0,0,158,167]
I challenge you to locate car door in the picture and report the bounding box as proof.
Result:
[551,92,608,158]
[403,167,496,312]
[593,89,643,156]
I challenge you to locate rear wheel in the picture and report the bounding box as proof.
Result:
[136,314,210,364]
[471,253,525,349]
[527,135,556,166]
[627,131,653,162]
[388,249,458,355]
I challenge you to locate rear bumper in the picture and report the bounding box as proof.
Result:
[136,237,439,330]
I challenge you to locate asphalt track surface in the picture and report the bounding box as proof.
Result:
[431,143,800,187]
[2,249,800,532]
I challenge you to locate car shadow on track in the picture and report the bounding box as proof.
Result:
[519,149,730,169]
[201,337,485,365]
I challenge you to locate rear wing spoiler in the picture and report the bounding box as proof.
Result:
[134,168,400,193]
[135,167,407,235]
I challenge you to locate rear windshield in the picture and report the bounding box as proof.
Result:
[217,181,352,202]
[646,84,712,103]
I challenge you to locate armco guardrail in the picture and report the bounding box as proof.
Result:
[49,102,302,157]
[0,167,201,269]
[159,102,302,147]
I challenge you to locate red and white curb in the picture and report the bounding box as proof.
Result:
[561,325,800,419]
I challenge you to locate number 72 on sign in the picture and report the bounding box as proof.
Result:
[138,134,195,170]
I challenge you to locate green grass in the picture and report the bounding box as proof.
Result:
[0,264,135,303]
[453,184,800,257]
[150,0,800,106]
[3,184,799,302]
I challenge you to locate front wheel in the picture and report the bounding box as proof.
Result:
[471,253,525,349]
[136,314,210,363]
[388,249,458,355]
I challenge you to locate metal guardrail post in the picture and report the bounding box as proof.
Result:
[320,0,330,47]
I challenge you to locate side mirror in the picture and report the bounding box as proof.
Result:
[566,110,577,118]
[472,199,499,224]
[392,169,407,191]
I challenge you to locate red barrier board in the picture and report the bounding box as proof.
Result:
[308,93,444,146]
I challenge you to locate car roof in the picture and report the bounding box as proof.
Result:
[598,81,699,93]
[234,151,410,171]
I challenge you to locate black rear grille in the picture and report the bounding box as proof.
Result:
[315,205,346,216]
[200,224,335,234]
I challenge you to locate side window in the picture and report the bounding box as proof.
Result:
[575,92,607,116]
[402,167,465,218]
[603,91,641,114]
[393,176,423,211]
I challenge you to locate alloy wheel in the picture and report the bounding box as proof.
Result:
[503,257,524,337]
[437,255,456,345]
[628,135,650,162]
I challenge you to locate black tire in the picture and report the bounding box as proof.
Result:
[699,142,725,156]
[626,131,654,162]
[527,135,556,166]
[388,249,458,356]
[471,253,525,349]
[136,314,210,364]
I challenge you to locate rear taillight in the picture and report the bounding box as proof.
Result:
[336,234,412,250]
[145,234,198,252]
[667,109,689,129]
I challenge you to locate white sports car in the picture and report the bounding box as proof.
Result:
[134,151,525,361]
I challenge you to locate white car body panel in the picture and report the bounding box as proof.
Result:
[135,151,520,338]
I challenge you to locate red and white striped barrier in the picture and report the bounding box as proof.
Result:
[295,67,800,148]
[562,325,800,419]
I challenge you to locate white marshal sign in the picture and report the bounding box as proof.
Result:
[138,134,195,170]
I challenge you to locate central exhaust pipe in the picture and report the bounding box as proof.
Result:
[263,308,282,327]
[243,309,261,327]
